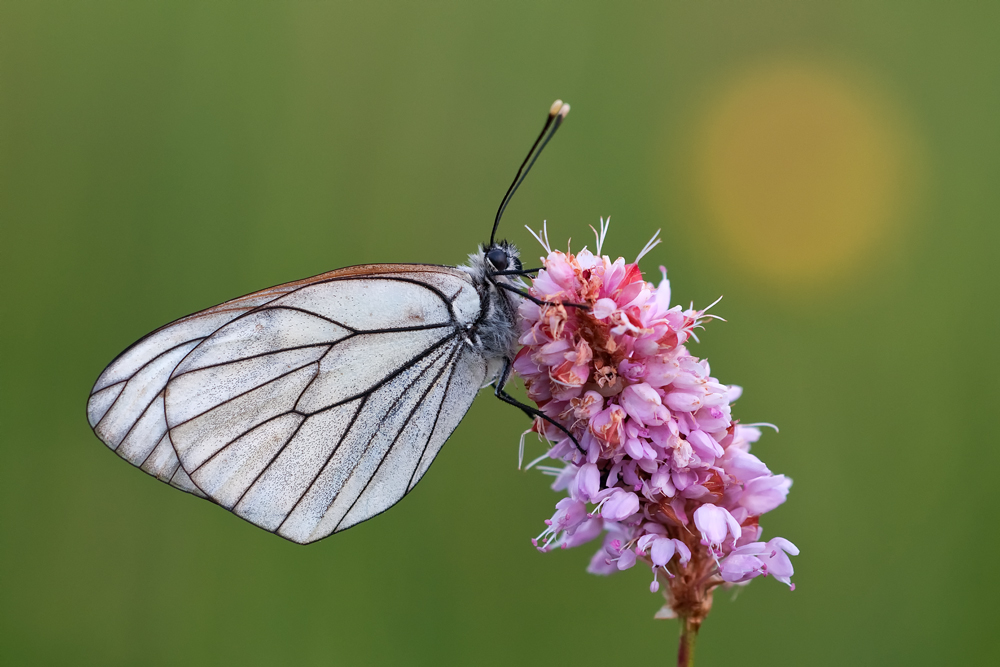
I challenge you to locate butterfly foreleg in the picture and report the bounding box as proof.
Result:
[492,357,585,453]
[492,281,589,310]
[489,267,542,277]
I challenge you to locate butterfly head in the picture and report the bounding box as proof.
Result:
[483,241,522,275]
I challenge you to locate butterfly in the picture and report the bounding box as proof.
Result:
[86,100,580,544]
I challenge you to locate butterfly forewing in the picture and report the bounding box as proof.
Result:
[87,264,490,542]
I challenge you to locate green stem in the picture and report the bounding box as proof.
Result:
[677,615,698,667]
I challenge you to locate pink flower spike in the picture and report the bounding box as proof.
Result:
[515,224,799,617]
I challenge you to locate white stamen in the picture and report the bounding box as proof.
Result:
[535,465,565,476]
[702,294,724,313]
[592,495,611,516]
[635,228,662,264]
[590,217,611,255]
[518,428,532,470]
[743,422,780,433]
[525,221,552,254]
[524,452,550,470]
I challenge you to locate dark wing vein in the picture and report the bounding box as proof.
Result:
[405,344,464,493]
[168,341,345,382]
[137,429,167,470]
[252,305,358,332]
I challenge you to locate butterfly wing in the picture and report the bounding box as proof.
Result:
[86,276,321,496]
[87,264,489,543]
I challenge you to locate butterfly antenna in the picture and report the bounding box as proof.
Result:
[490,100,571,246]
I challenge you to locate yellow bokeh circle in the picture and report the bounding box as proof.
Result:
[695,62,913,285]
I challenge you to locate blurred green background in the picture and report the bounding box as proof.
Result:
[2,2,998,665]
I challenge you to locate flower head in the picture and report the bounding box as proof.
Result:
[516,220,798,622]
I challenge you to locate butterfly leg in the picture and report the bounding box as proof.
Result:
[493,357,585,453]
[489,267,542,277]
[493,281,589,310]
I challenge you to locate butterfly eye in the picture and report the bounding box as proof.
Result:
[486,247,509,271]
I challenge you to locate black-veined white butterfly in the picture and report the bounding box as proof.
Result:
[87,100,579,544]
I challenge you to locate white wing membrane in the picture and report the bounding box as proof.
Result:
[276,279,453,330]
[169,364,320,471]
[87,266,491,542]
[194,412,306,507]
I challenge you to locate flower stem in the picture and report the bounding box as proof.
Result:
[677,615,698,667]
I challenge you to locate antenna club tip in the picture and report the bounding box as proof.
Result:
[549,100,570,117]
